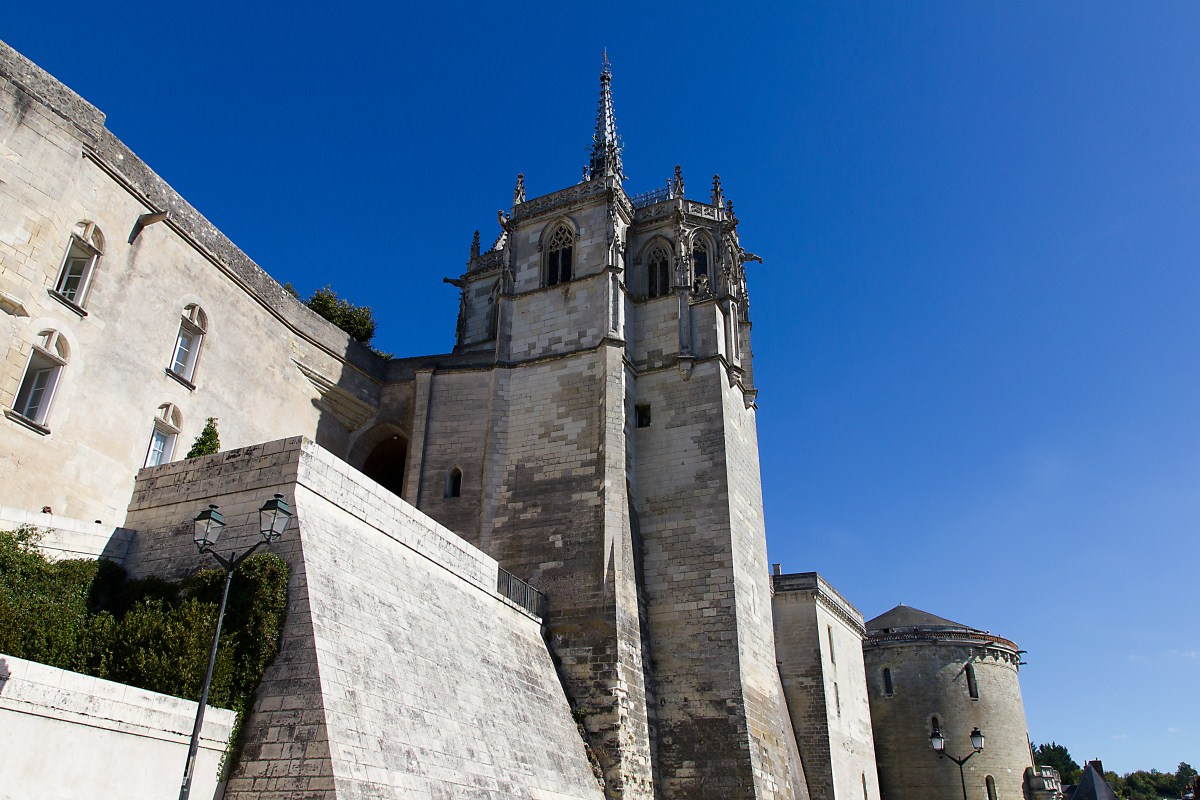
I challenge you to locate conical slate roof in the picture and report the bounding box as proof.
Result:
[1071,764,1119,800]
[865,604,977,633]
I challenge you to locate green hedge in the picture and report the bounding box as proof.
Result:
[0,526,289,769]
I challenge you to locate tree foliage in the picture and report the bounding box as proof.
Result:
[304,285,376,344]
[1034,742,1082,785]
[1033,742,1196,800]
[187,416,221,458]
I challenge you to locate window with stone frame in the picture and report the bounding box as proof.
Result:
[691,239,709,287]
[647,246,671,298]
[169,304,208,385]
[966,662,979,699]
[544,225,574,286]
[52,222,105,309]
[144,403,183,467]
[445,466,463,498]
[11,329,69,429]
[883,667,894,696]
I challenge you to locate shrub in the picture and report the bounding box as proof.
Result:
[305,285,376,344]
[187,417,221,458]
[0,527,289,769]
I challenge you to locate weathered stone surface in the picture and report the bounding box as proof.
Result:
[122,438,605,800]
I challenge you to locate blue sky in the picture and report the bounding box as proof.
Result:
[6,2,1197,775]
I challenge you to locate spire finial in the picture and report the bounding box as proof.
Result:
[514,172,526,205]
[589,51,624,181]
[470,230,481,259]
[711,174,724,206]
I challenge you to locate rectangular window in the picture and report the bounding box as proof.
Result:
[828,625,837,665]
[172,330,196,377]
[145,428,176,467]
[14,352,63,426]
[636,404,651,428]
[834,681,841,717]
[54,239,98,305]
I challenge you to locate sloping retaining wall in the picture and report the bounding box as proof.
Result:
[120,437,604,800]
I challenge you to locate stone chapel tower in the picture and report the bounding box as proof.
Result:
[431,58,809,800]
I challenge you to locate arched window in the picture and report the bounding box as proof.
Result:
[647,246,671,298]
[12,329,69,429]
[445,466,463,498]
[691,239,709,286]
[544,225,574,286]
[966,663,979,699]
[52,222,104,309]
[986,775,998,800]
[883,667,894,696]
[169,304,207,385]
[145,403,182,467]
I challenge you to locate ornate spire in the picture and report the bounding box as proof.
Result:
[589,51,624,181]
[711,174,723,207]
[514,172,526,205]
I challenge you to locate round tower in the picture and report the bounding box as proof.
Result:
[862,605,1032,800]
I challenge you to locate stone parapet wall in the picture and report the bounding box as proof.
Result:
[0,653,234,800]
[0,504,133,561]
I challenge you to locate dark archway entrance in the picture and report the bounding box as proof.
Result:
[362,435,408,498]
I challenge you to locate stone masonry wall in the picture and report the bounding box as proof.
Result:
[0,40,380,525]
[772,574,880,800]
[120,437,605,800]
[864,637,1030,800]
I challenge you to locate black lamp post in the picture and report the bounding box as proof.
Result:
[930,723,985,800]
[178,494,291,800]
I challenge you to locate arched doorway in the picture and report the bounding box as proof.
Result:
[362,434,408,499]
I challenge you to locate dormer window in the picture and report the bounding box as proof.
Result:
[647,246,671,298]
[169,304,207,386]
[545,225,574,286]
[52,222,105,310]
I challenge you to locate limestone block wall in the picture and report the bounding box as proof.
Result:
[0,40,382,525]
[480,348,656,800]
[630,358,807,800]
[0,653,234,800]
[772,573,881,800]
[120,437,605,800]
[864,633,1031,800]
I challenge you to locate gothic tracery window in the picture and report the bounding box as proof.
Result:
[692,239,709,287]
[544,225,574,286]
[647,246,670,298]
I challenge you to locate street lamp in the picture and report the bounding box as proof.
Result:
[930,723,985,800]
[178,494,292,800]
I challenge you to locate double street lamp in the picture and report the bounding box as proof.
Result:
[178,494,292,800]
[930,723,985,800]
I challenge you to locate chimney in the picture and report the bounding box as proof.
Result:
[771,563,781,576]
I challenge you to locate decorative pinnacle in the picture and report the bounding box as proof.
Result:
[514,173,526,205]
[470,230,481,259]
[672,165,685,197]
[711,174,723,207]
[589,52,624,181]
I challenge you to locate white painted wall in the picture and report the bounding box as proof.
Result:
[0,653,234,800]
